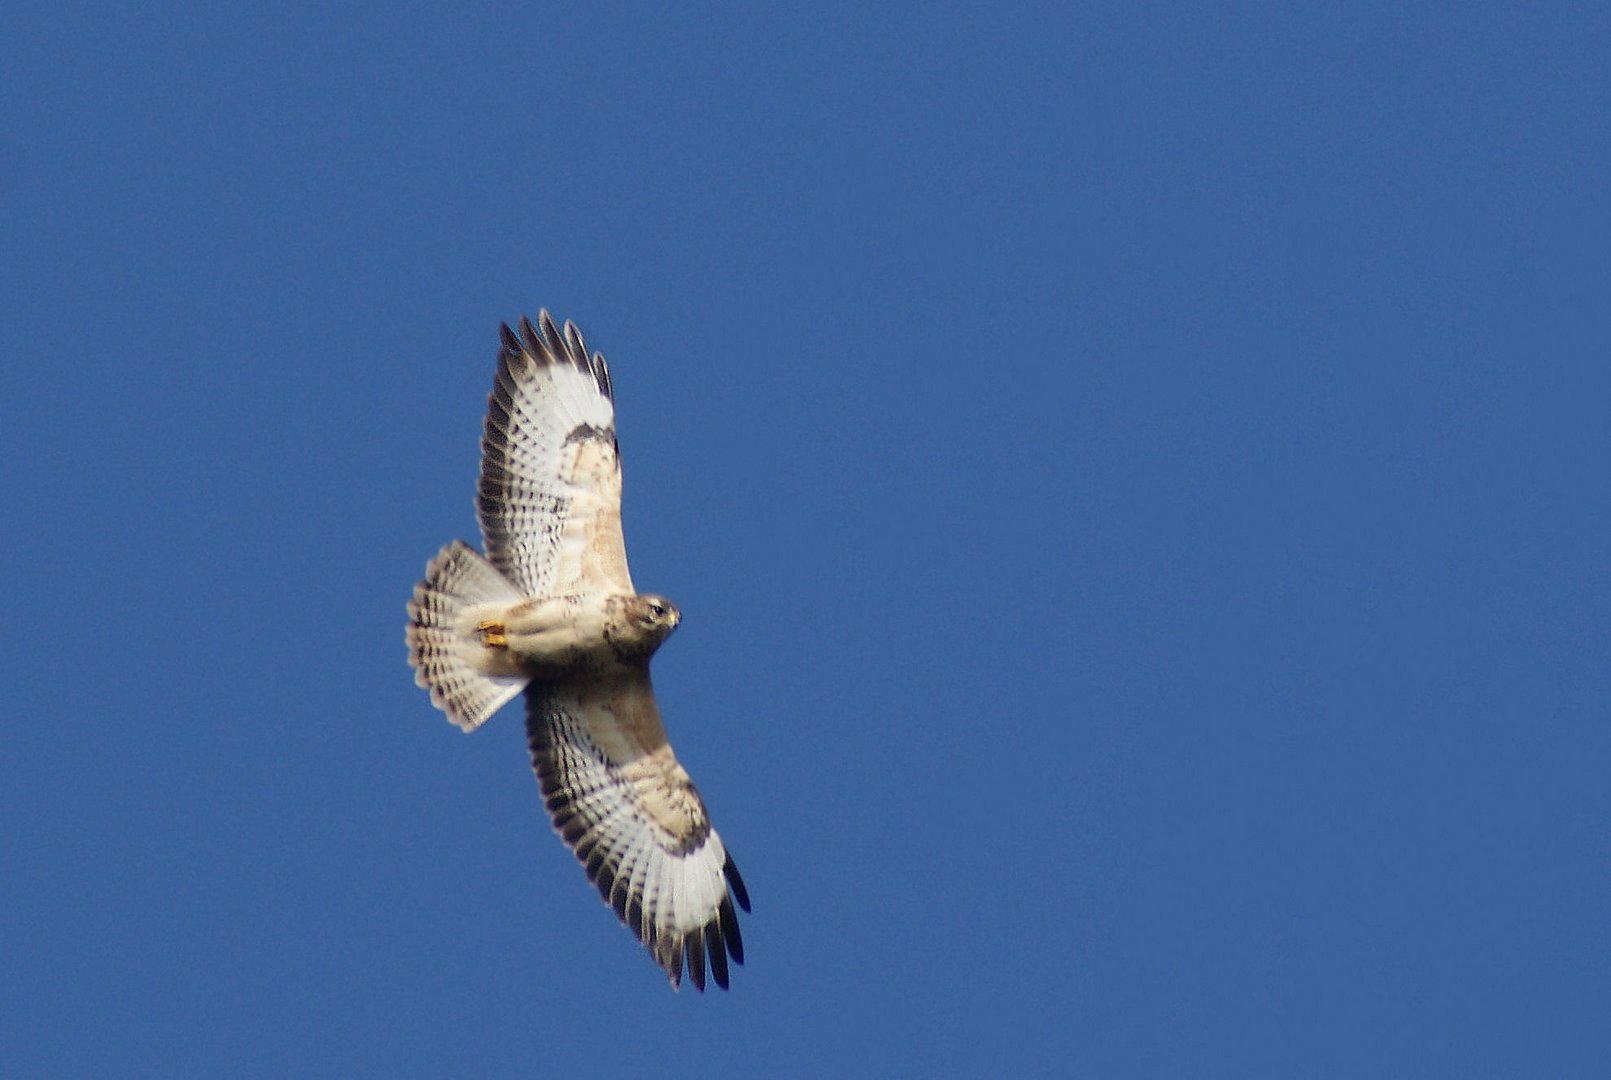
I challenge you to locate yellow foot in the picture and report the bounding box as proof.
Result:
[476,620,508,648]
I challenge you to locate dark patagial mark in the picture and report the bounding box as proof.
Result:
[562,422,617,449]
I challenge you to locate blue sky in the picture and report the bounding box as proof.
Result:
[3,3,1608,1076]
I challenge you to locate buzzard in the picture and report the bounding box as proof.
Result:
[406,311,749,990]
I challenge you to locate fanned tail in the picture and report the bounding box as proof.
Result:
[406,540,528,731]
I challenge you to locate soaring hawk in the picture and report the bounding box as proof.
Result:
[406,311,749,990]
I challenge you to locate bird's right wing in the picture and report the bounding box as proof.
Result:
[478,311,633,598]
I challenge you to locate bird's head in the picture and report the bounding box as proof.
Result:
[630,594,681,639]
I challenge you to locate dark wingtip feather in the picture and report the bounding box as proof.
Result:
[707,917,731,989]
[718,895,744,966]
[685,929,707,992]
[724,853,751,913]
[538,310,563,356]
[591,856,614,905]
[562,320,587,365]
[498,322,521,354]
[610,880,630,922]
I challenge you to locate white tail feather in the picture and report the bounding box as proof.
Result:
[406,540,528,731]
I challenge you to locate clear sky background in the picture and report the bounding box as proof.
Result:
[3,4,1608,1077]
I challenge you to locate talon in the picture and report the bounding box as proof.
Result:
[477,620,508,648]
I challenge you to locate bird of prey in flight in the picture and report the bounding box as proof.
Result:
[407,310,749,990]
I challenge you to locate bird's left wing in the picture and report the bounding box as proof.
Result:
[525,674,750,990]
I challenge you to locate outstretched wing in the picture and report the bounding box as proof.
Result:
[525,674,750,991]
[479,311,632,598]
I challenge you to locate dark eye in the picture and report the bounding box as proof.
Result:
[648,603,666,618]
